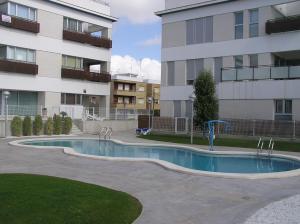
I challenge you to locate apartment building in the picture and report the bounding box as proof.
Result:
[0,0,116,119]
[111,73,160,113]
[156,0,300,121]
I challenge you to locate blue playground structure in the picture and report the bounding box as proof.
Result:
[206,120,230,151]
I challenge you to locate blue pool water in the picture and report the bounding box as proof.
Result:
[23,139,300,174]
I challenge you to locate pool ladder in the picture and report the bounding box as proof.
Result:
[99,127,113,140]
[257,138,275,156]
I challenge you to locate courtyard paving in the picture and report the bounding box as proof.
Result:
[1,131,300,224]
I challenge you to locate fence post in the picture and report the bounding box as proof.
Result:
[293,120,296,139]
[175,117,178,134]
[253,120,256,137]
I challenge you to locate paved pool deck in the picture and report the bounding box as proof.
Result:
[1,131,300,224]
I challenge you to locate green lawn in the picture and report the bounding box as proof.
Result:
[0,174,142,224]
[139,133,300,152]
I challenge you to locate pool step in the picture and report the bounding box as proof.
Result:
[71,123,83,136]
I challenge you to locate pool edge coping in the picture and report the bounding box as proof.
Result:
[9,137,300,180]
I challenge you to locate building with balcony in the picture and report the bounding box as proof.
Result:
[0,0,116,119]
[156,0,300,121]
[111,73,160,113]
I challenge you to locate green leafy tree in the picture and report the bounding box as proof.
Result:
[44,118,53,135]
[194,70,218,128]
[23,116,32,136]
[11,116,22,137]
[53,114,62,135]
[62,117,73,135]
[33,115,43,135]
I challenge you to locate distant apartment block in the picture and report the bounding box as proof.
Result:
[111,73,160,113]
[0,0,117,119]
[156,0,300,121]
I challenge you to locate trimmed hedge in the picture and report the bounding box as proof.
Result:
[11,116,22,137]
[23,116,32,136]
[33,115,43,136]
[44,118,53,135]
[62,117,73,135]
[53,115,62,135]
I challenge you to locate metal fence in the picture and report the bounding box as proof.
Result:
[138,116,300,139]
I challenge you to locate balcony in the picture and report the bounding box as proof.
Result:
[0,14,40,33]
[63,30,112,49]
[221,65,300,82]
[0,59,38,75]
[61,68,111,83]
[266,15,300,34]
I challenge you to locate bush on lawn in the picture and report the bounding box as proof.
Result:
[62,117,72,135]
[23,116,32,136]
[53,114,62,135]
[33,115,43,136]
[11,116,22,137]
[44,118,53,135]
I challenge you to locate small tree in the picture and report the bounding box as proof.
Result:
[194,70,218,128]
[11,116,22,137]
[23,116,32,136]
[44,117,53,135]
[33,115,43,135]
[53,114,62,135]
[62,117,73,135]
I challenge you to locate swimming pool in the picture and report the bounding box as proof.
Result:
[19,139,300,175]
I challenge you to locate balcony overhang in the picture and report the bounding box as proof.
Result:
[266,15,300,34]
[63,30,112,49]
[61,68,111,83]
[0,14,40,33]
[0,59,38,75]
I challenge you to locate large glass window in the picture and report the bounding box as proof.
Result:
[8,2,36,21]
[61,93,82,105]
[186,16,213,45]
[235,56,244,68]
[249,54,258,67]
[186,59,204,85]
[62,55,83,70]
[249,9,259,37]
[275,99,292,114]
[0,46,6,59]
[63,17,83,33]
[5,46,35,63]
[235,12,244,39]
[167,61,175,86]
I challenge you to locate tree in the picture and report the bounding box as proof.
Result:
[194,70,218,128]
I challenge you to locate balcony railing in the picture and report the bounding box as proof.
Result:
[63,30,112,49]
[61,68,111,83]
[266,15,300,34]
[221,65,300,82]
[0,14,40,33]
[0,59,38,75]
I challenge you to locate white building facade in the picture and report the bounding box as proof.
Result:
[156,0,300,121]
[0,0,116,119]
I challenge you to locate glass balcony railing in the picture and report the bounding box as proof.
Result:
[221,65,300,82]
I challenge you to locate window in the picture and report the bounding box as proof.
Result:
[117,84,123,90]
[235,56,243,68]
[186,59,204,85]
[167,61,175,86]
[62,55,83,70]
[187,16,213,45]
[235,12,244,39]
[63,17,83,33]
[124,97,130,104]
[174,101,182,117]
[249,9,259,37]
[0,46,6,59]
[275,99,293,120]
[249,54,258,67]
[8,2,36,21]
[61,93,82,105]
[154,88,159,93]
[138,86,145,92]
[5,46,35,63]
[117,97,123,104]
[124,84,130,91]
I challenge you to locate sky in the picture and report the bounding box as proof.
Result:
[109,0,164,81]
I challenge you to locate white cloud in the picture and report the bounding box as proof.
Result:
[111,55,161,81]
[138,36,161,47]
[110,0,164,24]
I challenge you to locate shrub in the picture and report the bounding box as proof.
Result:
[11,116,22,137]
[23,116,32,136]
[44,118,53,135]
[33,115,43,136]
[62,117,73,135]
[53,114,62,135]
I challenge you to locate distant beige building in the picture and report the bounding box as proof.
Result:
[111,74,160,113]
